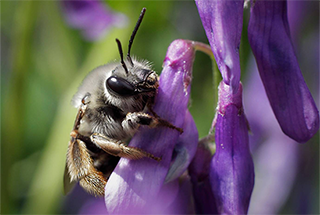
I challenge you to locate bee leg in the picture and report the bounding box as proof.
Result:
[123,112,183,134]
[122,112,157,130]
[66,136,107,196]
[79,172,106,197]
[65,103,107,197]
[90,133,161,161]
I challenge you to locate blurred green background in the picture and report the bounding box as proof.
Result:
[1,1,318,214]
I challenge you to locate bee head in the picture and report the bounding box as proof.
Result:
[106,8,158,98]
[106,64,158,97]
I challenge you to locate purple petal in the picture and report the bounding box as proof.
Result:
[211,81,254,214]
[79,198,107,214]
[166,174,195,214]
[195,0,244,92]
[104,39,197,214]
[165,110,198,183]
[248,0,319,142]
[61,1,127,41]
[188,136,218,214]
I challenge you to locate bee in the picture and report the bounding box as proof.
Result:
[64,8,183,196]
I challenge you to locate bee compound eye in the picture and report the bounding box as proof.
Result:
[106,76,135,96]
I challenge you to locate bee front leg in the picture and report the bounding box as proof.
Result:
[90,133,161,161]
[123,112,183,134]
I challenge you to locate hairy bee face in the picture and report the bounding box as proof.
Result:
[106,59,159,98]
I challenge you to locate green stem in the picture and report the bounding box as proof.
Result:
[190,41,221,135]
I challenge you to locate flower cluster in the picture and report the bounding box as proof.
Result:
[194,0,319,213]
[62,0,319,214]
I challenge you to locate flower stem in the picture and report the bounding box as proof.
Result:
[190,40,221,134]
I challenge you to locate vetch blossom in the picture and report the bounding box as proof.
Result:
[79,198,107,214]
[248,0,319,142]
[188,135,218,214]
[61,0,127,41]
[165,110,199,183]
[165,174,195,214]
[195,1,255,214]
[195,0,243,93]
[104,39,198,214]
[210,81,254,214]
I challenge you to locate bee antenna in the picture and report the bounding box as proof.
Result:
[116,39,129,75]
[127,7,146,66]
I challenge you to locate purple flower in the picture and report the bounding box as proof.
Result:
[61,1,127,41]
[210,81,254,214]
[248,0,319,142]
[195,1,255,213]
[165,110,199,183]
[161,174,195,214]
[79,198,107,214]
[188,136,218,214]
[104,39,198,213]
[195,0,243,93]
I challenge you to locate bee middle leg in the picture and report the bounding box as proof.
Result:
[90,133,161,161]
[122,112,183,134]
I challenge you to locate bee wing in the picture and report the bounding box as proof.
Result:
[63,162,76,195]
